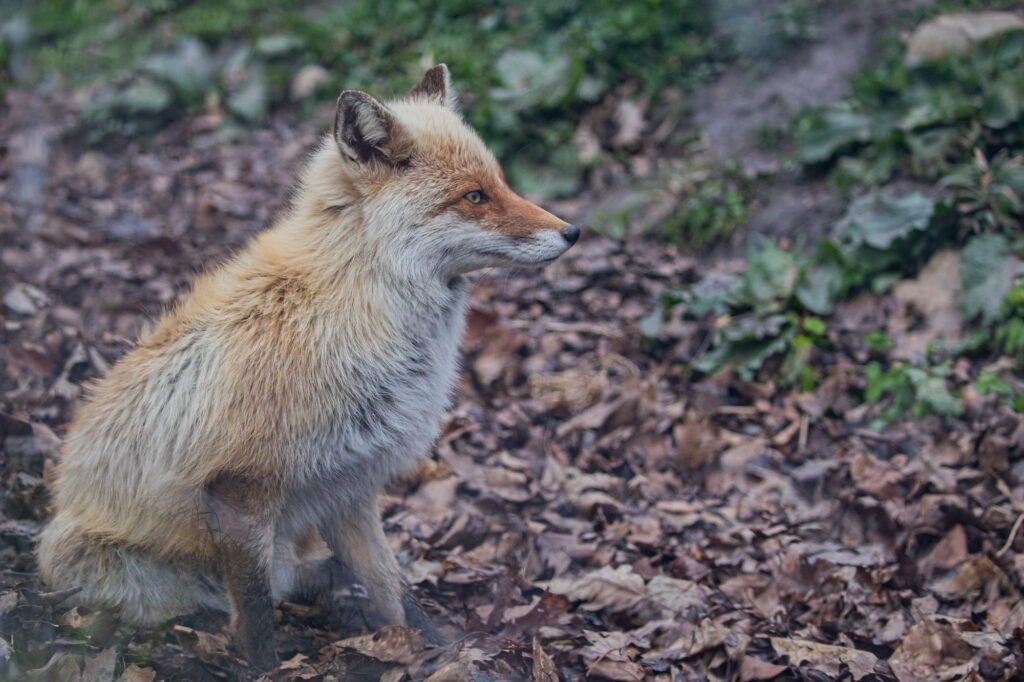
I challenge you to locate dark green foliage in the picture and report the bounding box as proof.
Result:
[656,26,1024,412]
[995,285,1024,358]
[664,175,750,247]
[864,360,962,426]
[16,0,720,195]
[942,149,1024,236]
[795,29,1024,191]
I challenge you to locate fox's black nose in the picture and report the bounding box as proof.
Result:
[562,224,580,245]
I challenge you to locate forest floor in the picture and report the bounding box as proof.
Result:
[2,1,1024,681]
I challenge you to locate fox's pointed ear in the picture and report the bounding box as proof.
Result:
[408,64,457,110]
[333,90,411,165]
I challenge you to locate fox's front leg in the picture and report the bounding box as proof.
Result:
[319,500,405,626]
[318,499,444,643]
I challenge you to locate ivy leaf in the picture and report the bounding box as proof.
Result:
[960,233,1019,324]
[796,105,874,163]
[140,37,214,103]
[795,262,843,315]
[743,235,800,310]
[666,272,744,319]
[906,365,962,418]
[695,314,795,380]
[838,191,935,252]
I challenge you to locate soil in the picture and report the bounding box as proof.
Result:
[695,0,933,247]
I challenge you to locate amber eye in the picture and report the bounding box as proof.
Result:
[464,190,487,205]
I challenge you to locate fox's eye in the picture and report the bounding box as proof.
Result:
[463,190,487,205]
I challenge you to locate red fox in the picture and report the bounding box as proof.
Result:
[36,64,578,670]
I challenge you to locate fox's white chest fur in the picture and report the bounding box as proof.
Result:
[286,280,469,519]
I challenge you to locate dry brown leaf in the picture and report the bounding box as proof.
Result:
[482,466,532,502]
[889,249,963,362]
[544,565,645,612]
[116,665,157,682]
[769,637,878,680]
[929,555,1001,600]
[532,638,559,682]
[588,659,645,681]
[922,524,968,574]
[674,412,720,469]
[80,647,118,682]
[22,651,81,682]
[612,99,646,148]
[529,366,606,411]
[172,625,236,667]
[555,395,632,437]
[638,575,709,619]
[888,618,976,681]
[738,656,787,681]
[906,11,1024,64]
[333,625,429,664]
[666,619,731,658]
[850,451,904,500]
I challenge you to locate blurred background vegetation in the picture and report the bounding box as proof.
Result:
[0,0,827,196]
[1,0,1023,419]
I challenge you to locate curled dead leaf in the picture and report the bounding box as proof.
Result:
[333,625,429,664]
[529,366,606,412]
[543,565,645,613]
[532,638,559,682]
[850,451,904,500]
[769,637,878,680]
[888,618,980,681]
[116,665,157,682]
[673,412,720,470]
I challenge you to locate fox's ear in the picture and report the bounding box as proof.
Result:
[408,64,457,110]
[333,90,411,165]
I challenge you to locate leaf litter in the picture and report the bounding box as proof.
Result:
[3,46,1024,682]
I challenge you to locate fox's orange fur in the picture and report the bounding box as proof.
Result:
[36,65,577,669]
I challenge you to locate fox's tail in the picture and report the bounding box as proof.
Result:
[36,514,228,625]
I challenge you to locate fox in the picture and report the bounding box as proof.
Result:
[36,64,579,671]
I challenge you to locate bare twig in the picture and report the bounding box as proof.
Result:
[998,512,1024,557]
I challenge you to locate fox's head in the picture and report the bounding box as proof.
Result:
[315,64,578,277]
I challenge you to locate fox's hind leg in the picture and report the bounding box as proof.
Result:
[205,475,279,672]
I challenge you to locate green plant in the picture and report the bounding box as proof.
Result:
[866,331,895,354]
[664,176,749,246]
[995,285,1024,358]
[795,29,1024,189]
[653,18,1024,418]
[665,236,835,385]
[22,0,726,196]
[976,369,1024,411]
[864,361,962,426]
[942,149,1024,236]
[757,123,784,151]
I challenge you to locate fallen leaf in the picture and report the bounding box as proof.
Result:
[532,638,559,682]
[888,618,976,681]
[333,625,429,664]
[850,451,904,500]
[738,656,788,681]
[544,565,645,612]
[769,637,878,680]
